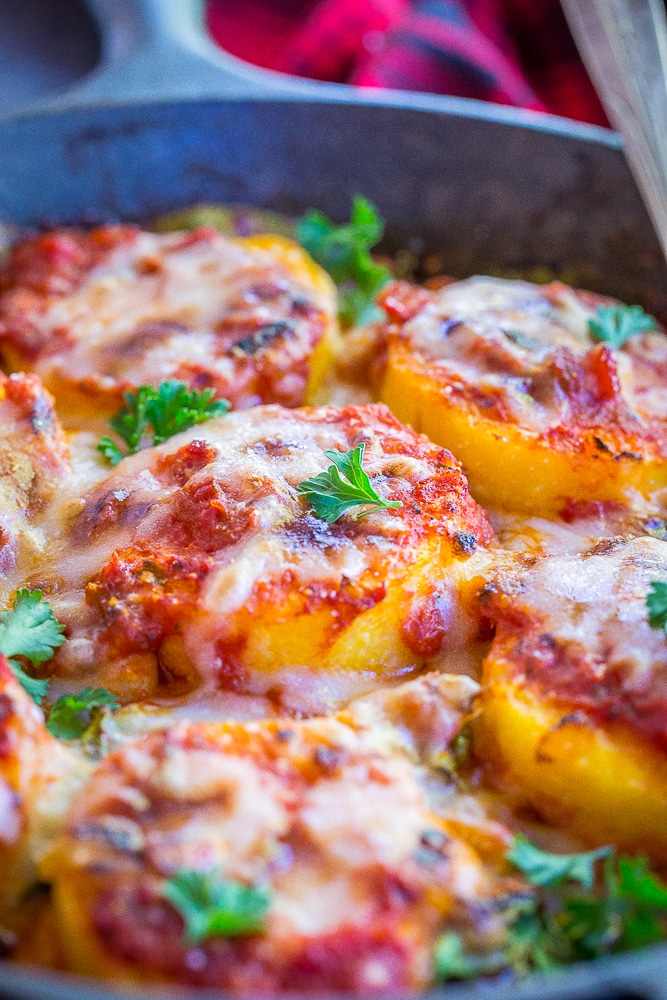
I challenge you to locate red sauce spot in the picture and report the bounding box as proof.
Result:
[86,548,212,655]
[378,280,432,323]
[0,227,139,358]
[401,591,452,658]
[279,923,413,993]
[214,642,250,694]
[154,440,217,488]
[559,498,625,523]
[246,568,387,637]
[165,476,258,552]
[497,622,667,752]
[94,881,413,992]
[93,882,186,973]
[0,693,15,757]
[168,227,219,251]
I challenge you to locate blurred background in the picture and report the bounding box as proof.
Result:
[0,0,606,125]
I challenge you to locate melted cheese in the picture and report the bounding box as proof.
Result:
[377,277,667,514]
[31,403,491,713]
[1,233,667,987]
[45,673,516,991]
[0,227,338,428]
[475,536,667,857]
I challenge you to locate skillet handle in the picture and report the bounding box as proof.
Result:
[50,0,319,108]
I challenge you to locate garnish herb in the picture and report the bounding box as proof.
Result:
[505,840,667,973]
[46,687,118,740]
[434,932,503,981]
[297,196,391,327]
[507,835,611,889]
[588,304,656,348]
[98,381,229,465]
[163,869,270,944]
[647,581,667,633]
[296,442,402,523]
[435,838,667,981]
[0,589,65,704]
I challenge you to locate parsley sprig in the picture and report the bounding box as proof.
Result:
[508,840,667,969]
[434,837,667,982]
[98,381,229,465]
[647,581,667,633]
[46,687,118,740]
[163,869,270,944]
[507,836,611,889]
[297,196,391,327]
[0,589,65,704]
[296,442,402,523]
[588,304,656,348]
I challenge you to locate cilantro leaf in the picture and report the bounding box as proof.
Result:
[0,590,65,704]
[297,196,391,327]
[588,304,656,348]
[163,869,270,944]
[647,581,667,632]
[46,687,118,740]
[296,442,402,523]
[508,836,611,889]
[98,381,230,464]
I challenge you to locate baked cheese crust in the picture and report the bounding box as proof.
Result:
[44,674,517,992]
[30,403,492,713]
[2,214,667,988]
[376,277,667,514]
[0,227,338,429]
[475,536,667,858]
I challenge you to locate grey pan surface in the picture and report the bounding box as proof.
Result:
[0,0,99,116]
[0,1,667,998]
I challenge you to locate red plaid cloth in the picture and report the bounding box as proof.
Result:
[206,0,607,126]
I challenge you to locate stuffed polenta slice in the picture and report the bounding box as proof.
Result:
[0,226,338,430]
[375,276,667,515]
[475,535,667,859]
[30,403,492,714]
[44,673,517,991]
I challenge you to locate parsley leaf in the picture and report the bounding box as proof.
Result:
[98,381,230,465]
[508,836,611,889]
[502,839,667,973]
[296,442,402,523]
[297,196,392,327]
[46,687,118,740]
[145,382,229,444]
[588,304,656,348]
[163,869,270,944]
[0,589,65,704]
[434,840,667,981]
[647,581,667,632]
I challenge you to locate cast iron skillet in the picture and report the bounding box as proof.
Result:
[0,2,666,997]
